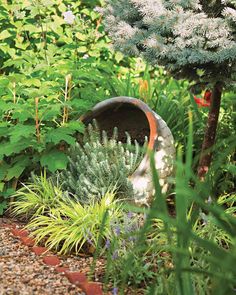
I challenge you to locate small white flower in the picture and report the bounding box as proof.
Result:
[207,196,213,204]
[83,54,89,59]
[14,10,26,19]
[62,10,75,25]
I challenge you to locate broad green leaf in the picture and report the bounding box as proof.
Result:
[75,32,86,41]
[40,150,68,172]
[66,121,85,133]
[6,156,30,181]
[0,161,9,181]
[22,78,41,87]
[45,127,75,145]
[41,105,61,121]
[22,24,37,32]
[0,101,15,112]
[0,77,9,87]
[77,46,87,53]
[9,125,35,143]
[3,58,25,68]
[11,109,34,122]
[0,30,11,40]
[0,140,33,157]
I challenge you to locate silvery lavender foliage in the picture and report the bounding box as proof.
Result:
[103,0,236,86]
[57,122,146,204]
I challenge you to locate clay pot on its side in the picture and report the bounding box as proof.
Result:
[80,96,175,206]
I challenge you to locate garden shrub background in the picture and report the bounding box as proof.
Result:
[0,0,234,214]
[0,1,236,294]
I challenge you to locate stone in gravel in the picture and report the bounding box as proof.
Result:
[55,266,70,273]
[79,282,103,295]
[65,272,87,284]
[11,228,28,237]
[43,255,61,266]
[32,246,48,256]
[20,236,35,247]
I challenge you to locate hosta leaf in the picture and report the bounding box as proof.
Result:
[40,150,68,172]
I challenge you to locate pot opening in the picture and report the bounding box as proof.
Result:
[83,103,150,145]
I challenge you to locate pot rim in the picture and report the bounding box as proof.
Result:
[80,96,159,150]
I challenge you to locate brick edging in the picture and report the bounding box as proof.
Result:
[4,223,103,295]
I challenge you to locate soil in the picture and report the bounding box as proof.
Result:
[83,103,150,146]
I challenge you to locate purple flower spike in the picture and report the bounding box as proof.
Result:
[112,287,118,295]
[87,238,93,245]
[112,250,119,260]
[105,239,111,249]
[127,211,133,218]
[128,236,136,242]
[114,226,121,236]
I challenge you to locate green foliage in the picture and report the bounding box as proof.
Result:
[0,0,128,213]
[98,120,236,295]
[11,172,68,218]
[57,122,146,204]
[25,190,122,255]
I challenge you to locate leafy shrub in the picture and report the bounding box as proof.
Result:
[0,0,127,213]
[57,122,147,204]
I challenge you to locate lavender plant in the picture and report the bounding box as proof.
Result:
[57,122,147,204]
[103,0,236,177]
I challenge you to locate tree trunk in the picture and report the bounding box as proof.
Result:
[197,83,222,179]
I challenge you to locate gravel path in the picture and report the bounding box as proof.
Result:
[0,219,85,295]
[0,218,144,295]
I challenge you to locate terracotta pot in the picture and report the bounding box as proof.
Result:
[80,96,175,206]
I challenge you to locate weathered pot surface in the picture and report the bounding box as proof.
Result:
[80,96,175,206]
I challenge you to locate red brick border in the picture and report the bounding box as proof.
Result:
[5,223,103,295]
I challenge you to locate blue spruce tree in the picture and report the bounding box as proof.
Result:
[103,0,236,177]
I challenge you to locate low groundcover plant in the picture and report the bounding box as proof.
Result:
[25,190,123,255]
